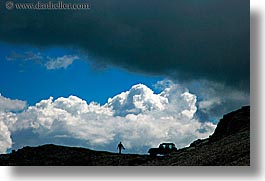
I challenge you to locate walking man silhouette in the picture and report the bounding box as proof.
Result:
[117,142,125,154]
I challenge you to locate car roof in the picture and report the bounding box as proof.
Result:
[160,143,175,145]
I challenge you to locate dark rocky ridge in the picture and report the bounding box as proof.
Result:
[210,106,250,142]
[0,106,250,166]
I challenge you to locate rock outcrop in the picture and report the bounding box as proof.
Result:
[210,106,250,142]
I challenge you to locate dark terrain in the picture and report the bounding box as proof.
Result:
[0,106,250,166]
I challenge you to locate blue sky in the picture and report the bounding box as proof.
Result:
[0,43,162,106]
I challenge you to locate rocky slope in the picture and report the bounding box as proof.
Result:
[0,106,250,166]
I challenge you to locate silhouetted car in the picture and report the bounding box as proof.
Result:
[148,143,177,156]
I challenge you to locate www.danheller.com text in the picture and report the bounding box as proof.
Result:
[5,0,91,10]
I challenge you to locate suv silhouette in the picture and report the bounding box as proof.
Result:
[148,143,177,156]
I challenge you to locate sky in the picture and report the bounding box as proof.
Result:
[0,0,249,154]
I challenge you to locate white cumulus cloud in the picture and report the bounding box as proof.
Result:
[0,119,12,153]
[0,93,27,112]
[107,84,168,116]
[0,93,24,153]
[0,82,216,154]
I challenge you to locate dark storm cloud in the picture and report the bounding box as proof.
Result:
[0,0,249,89]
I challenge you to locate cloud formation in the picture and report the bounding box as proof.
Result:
[0,93,27,112]
[45,55,79,70]
[0,120,12,153]
[0,82,217,153]
[6,51,79,70]
[6,51,42,64]
[183,80,250,123]
[0,94,25,153]
[0,0,249,89]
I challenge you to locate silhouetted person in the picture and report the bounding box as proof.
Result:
[117,142,125,154]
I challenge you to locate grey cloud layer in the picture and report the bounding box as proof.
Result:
[0,0,249,89]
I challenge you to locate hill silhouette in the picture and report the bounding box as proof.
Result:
[0,106,250,166]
